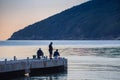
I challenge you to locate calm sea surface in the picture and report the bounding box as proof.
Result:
[0,40,120,80]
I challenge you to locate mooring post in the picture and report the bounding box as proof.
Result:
[14,56,16,61]
[4,59,7,72]
[5,59,7,64]
[27,57,29,65]
[25,57,30,73]
[46,56,48,60]
[27,57,29,61]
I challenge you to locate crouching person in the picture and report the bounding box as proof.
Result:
[53,49,60,59]
[37,48,44,59]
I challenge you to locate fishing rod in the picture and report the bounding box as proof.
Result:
[59,46,71,53]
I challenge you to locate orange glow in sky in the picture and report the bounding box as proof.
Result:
[0,0,89,40]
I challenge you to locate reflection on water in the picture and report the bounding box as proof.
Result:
[0,40,120,80]
[12,71,67,80]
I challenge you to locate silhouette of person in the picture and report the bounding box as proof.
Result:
[53,49,60,58]
[49,42,53,59]
[37,48,44,59]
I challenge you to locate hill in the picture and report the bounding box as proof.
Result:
[8,0,120,40]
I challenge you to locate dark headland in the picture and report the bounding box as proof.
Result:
[8,0,120,40]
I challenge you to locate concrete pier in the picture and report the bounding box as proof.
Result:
[0,57,67,79]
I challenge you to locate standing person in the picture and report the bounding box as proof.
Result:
[49,42,53,59]
[37,48,44,59]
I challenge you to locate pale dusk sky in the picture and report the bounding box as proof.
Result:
[0,0,89,40]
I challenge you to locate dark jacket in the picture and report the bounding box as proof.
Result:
[37,49,44,58]
[53,51,60,57]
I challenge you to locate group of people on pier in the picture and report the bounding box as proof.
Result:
[37,42,60,59]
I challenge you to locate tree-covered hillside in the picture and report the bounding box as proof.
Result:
[9,0,120,40]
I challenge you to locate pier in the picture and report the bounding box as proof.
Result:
[0,56,67,79]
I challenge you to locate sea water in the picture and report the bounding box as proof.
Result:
[0,40,120,80]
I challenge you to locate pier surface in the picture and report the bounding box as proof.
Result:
[0,57,67,79]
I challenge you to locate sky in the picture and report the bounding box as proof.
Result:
[0,0,89,40]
